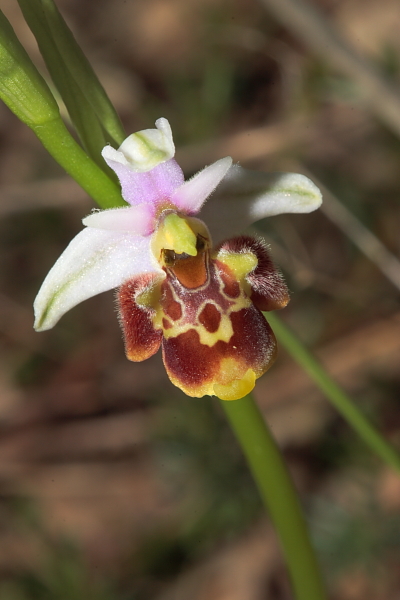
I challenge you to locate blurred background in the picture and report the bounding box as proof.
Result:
[1,0,400,598]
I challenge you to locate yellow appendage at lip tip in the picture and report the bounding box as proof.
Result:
[213,368,256,401]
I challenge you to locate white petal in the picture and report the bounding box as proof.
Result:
[34,228,162,331]
[101,117,175,173]
[172,157,233,214]
[82,205,154,235]
[201,166,322,240]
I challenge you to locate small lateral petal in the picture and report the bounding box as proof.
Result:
[34,228,161,331]
[83,205,155,235]
[118,275,163,362]
[172,157,233,214]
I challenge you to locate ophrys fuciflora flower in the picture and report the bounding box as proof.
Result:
[34,119,322,400]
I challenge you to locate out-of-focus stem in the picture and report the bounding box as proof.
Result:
[258,0,400,139]
[267,313,400,473]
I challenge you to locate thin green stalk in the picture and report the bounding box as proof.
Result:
[267,313,400,472]
[33,118,125,209]
[220,395,327,600]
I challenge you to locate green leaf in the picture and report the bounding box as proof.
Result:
[0,10,124,208]
[16,0,111,168]
[0,8,59,126]
[17,0,125,150]
[40,0,125,144]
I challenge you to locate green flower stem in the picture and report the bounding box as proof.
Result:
[33,118,125,209]
[220,395,327,600]
[267,313,400,473]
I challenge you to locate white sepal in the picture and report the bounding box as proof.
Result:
[34,228,162,331]
[201,166,322,240]
[82,204,154,234]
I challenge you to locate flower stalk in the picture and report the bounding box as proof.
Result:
[34,117,126,209]
[0,8,58,126]
[12,2,108,172]
[220,394,327,600]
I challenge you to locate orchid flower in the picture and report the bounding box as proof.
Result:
[34,118,322,400]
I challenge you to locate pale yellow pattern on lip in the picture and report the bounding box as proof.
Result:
[160,299,236,346]
[214,367,256,401]
[152,261,253,348]
[153,246,260,347]
[214,251,257,297]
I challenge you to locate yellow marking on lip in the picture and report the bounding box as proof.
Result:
[215,251,257,296]
[156,295,254,347]
[213,368,256,401]
[169,356,257,400]
[157,310,234,346]
[150,241,257,351]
